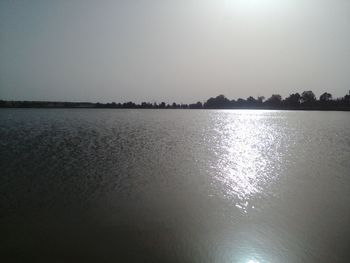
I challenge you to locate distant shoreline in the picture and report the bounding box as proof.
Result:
[1,107,350,112]
[1,91,350,111]
[1,102,349,111]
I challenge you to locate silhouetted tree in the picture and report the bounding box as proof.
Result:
[159,102,166,108]
[319,92,332,102]
[235,98,246,107]
[204,95,231,108]
[123,101,136,108]
[284,93,301,107]
[180,104,188,109]
[343,91,350,103]
[230,99,236,107]
[189,101,203,109]
[245,96,261,108]
[257,96,265,103]
[266,94,282,107]
[301,91,316,104]
[141,102,153,108]
[246,96,256,104]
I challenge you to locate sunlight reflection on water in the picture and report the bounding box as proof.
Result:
[210,110,283,213]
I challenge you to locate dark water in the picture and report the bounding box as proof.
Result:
[1,109,349,262]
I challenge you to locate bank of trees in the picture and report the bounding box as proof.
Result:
[1,90,350,110]
[202,90,350,110]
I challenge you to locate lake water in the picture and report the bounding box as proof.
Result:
[0,109,349,262]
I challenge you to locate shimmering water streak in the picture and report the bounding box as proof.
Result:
[205,110,287,212]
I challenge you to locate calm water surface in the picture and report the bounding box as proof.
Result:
[0,109,349,262]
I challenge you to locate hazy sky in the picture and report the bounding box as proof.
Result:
[1,0,349,103]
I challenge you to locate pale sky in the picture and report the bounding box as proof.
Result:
[1,0,349,103]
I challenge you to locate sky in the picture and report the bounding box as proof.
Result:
[0,0,349,103]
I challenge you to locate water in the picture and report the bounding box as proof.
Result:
[0,109,349,262]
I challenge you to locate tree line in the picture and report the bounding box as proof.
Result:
[1,90,350,110]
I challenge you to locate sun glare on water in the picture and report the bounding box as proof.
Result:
[208,111,283,213]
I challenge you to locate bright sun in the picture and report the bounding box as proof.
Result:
[223,0,289,16]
